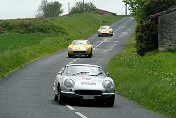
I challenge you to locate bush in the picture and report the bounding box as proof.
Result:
[0,19,67,35]
[135,19,158,56]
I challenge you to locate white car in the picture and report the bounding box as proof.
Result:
[53,64,115,107]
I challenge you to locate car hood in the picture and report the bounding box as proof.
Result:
[68,75,108,83]
[61,75,114,90]
[65,76,107,89]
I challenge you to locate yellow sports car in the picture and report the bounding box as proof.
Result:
[98,26,113,37]
[68,40,93,58]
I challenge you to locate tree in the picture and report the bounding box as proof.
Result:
[123,0,176,21]
[36,0,63,18]
[123,0,176,55]
[69,1,97,15]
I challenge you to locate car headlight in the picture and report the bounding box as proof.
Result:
[64,79,75,88]
[86,47,90,50]
[102,80,113,89]
[68,47,73,51]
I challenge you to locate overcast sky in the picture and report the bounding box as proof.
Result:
[0,0,130,19]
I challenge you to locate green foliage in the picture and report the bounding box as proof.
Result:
[124,0,176,55]
[107,34,176,118]
[0,26,3,33]
[70,1,97,15]
[135,19,158,56]
[36,0,63,18]
[0,19,67,35]
[0,13,123,79]
[124,0,176,21]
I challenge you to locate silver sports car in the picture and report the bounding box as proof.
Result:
[53,64,115,107]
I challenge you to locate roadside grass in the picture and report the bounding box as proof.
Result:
[107,33,176,118]
[0,33,54,53]
[0,13,124,79]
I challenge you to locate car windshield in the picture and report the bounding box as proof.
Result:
[64,65,105,76]
[71,40,90,45]
[100,26,110,29]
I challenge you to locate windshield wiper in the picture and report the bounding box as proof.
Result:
[90,72,103,76]
[72,72,90,76]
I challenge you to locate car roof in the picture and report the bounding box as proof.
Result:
[66,64,100,68]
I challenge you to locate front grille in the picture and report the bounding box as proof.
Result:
[73,51,86,54]
[75,90,102,95]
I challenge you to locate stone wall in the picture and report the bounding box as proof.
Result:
[158,11,176,51]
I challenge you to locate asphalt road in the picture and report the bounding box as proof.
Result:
[0,17,165,118]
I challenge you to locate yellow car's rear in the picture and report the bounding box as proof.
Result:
[98,26,113,37]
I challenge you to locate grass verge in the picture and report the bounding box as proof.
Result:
[107,33,176,118]
[0,13,124,79]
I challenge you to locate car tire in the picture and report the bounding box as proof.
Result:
[54,94,58,101]
[57,86,65,104]
[98,34,101,37]
[68,53,72,58]
[105,95,115,107]
[88,50,92,58]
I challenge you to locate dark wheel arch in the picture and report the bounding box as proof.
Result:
[68,53,73,58]
[56,83,66,104]
[88,49,92,58]
[105,95,115,107]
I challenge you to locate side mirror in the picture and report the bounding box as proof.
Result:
[106,72,110,76]
[58,71,62,75]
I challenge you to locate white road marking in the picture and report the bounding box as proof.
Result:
[66,105,75,111]
[66,105,88,118]
[73,58,79,62]
[75,112,88,118]
[69,62,73,64]
[69,58,80,65]
[94,38,107,49]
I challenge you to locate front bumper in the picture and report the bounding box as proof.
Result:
[98,32,113,35]
[61,91,115,99]
[68,50,91,55]
[53,83,115,100]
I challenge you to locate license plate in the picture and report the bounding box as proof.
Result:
[83,96,94,99]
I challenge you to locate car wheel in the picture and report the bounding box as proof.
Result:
[57,86,65,104]
[54,94,58,101]
[98,34,101,37]
[68,53,72,58]
[105,95,115,107]
[88,50,92,58]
